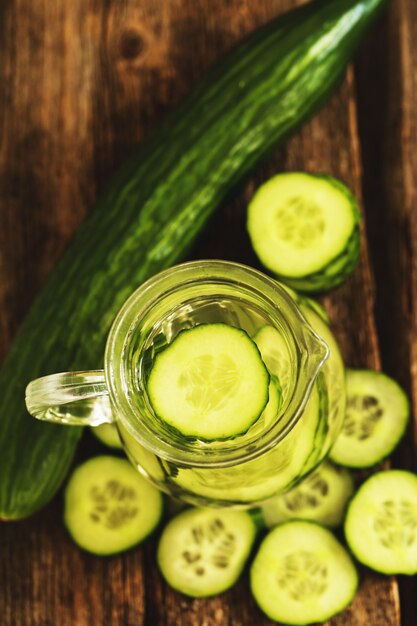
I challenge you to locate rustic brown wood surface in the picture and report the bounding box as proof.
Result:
[0,0,414,625]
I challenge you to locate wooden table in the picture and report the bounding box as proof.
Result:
[0,1,416,624]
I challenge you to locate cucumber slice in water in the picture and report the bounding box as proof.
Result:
[64,456,163,555]
[247,172,360,293]
[254,325,291,398]
[300,304,345,431]
[172,383,320,504]
[261,461,354,528]
[157,508,256,597]
[345,470,417,575]
[250,521,358,625]
[248,377,282,437]
[147,323,269,440]
[91,423,123,449]
[330,369,409,468]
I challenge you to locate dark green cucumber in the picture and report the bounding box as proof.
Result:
[0,0,388,519]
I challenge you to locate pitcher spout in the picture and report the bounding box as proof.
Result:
[301,322,330,385]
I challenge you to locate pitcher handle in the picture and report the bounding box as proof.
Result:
[25,370,114,426]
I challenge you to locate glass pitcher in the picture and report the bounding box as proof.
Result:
[25,260,345,507]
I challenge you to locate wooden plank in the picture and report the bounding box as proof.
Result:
[0,0,403,624]
[355,0,417,623]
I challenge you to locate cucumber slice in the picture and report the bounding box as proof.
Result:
[345,470,417,575]
[299,295,329,324]
[261,461,354,528]
[247,172,360,293]
[147,323,269,440]
[171,383,320,504]
[250,521,358,625]
[254,325,291,399]
[330,369,409,468]
[300,304,345,431]
[64,456,163,555]
[248,378,282,437]
[90,423,123,449]
[157,508,256,597]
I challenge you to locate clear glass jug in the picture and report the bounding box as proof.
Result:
[25,260,345,507]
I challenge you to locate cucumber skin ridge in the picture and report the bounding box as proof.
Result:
[0,0,388,519]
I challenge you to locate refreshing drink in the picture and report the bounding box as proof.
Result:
[26,261,345,508]
[112,263,345,507]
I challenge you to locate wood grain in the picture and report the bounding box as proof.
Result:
[0,0,408,624]
[355,0,417,622]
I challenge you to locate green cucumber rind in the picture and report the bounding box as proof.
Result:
[0,0,389,519]
[330,369,410,468]
[344,470,417,575]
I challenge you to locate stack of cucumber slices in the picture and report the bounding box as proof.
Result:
[247,172,361,293]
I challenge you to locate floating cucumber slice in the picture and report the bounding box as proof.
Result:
[147,323,269,440]
[253,325,291,398]
[300,304,345,431]
[91,423,123,449]
[261,461,354,528]
[171,384,320,505]
[250,521,358,625]
[345,470,417,575]
[247,172,361,293]
[64,456,163,555]
[247,378,282,438]
[157,508,256,597]
[330,369,409,468]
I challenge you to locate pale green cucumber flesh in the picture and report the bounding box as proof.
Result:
[157,507,256,597]
[282,226,361,293]
[261,461,354,528]
[64,456,163,555]
[300,304,346,430]
[0,0,388,518]
[171,384,320,505]
[147,324,269,440]
[91,424,123,449]
[253,325,292,398]
[251,520,358,625]
[330,369,409,468]
[345,470,417,575]
[247,173,360,282]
